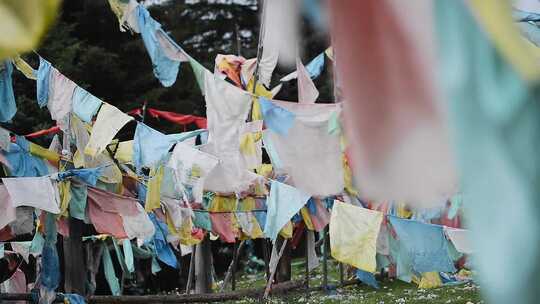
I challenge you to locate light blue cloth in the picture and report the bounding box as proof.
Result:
[253,199,267,229]
[356,269,379,289]
[0,60,16,122]
[151,256,162,274]
[261,131,283,169]
[0,243,4,258]
[410,207,443,224]
[2,139,50,177]
[44,212,57,244]
[518,21,540,46]
[58,167,103,186]
[447,194,462,220]
[133,123,205,170]
[259,97,295,136]
[513,9,540,22]
[436,1,540,303]
[36,57,52,108]
[30,232,45,256]
[264,180,310,241]
[101,242,121,296]
[72,86,102,123]
[69,182,88,221]
[193,211,212,231]
[41,242,60,291]
[149,213,178,269]
[123,239,134,273]
[137,5,180,87]
[388,216,455,274]
[64,294,86,304]
[305,52,325,79]
[388,230,413,283]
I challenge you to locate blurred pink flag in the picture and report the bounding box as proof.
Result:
[328,0,457,206]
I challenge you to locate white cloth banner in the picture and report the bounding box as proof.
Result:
[263,100,344,196]
[3,177,61,214]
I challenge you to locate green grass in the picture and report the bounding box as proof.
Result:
[227,259,483,304]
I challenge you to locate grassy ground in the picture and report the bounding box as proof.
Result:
[230,259,483,304]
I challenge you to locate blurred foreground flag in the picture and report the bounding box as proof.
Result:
[328,0,457,207]
[0,0,60,60]
[330,0,540,303]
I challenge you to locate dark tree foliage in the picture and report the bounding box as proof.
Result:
[9,0,332,144]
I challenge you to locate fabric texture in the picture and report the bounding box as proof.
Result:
[36,57,52,108]
[149,213,178,268]
[47,68,76,127]
[41,242,60,292]
[137,4,180,87]
[202,71,255,193]
[84,103,133,157]
[3,176,61,214]
[263,101,344,196]
[296,58,319,104]
[72,86,102,123]
[2,139,50,177]
[58,167,103,186]
[71,115,123,184]
[133,123,204,170]
[121,202,155,242]
[167,141,218,203]
[444,227,471,255]
[264,180,310,242]
[101,242,121,296]
[436,1,540,303]
[86,186,139,238]
[388,216,455,274]
[328,0,457,205]
[0,60,16,122]
[258,97,295,136]
[330,202,382,273]
[258,0,298,86]
[0,185,15,230]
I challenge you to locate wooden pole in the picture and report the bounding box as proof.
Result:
[185,246,196,295]
[262,239,270,280]
[231,241,238,290]
[263,240,288,298]
[304,229,310,289]
[88,280,304,303]
[220,240,245,292]
[194,235,212,294]
[322,227,329,290]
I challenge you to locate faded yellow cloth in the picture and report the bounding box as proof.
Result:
[301,207,315,230]
[58,180,71,217]
[240,132,256,156]
[256,164,273,177]
[145,166,163,212]
[343,155,358,196]
[325,47,334,61]
[0,0,60,60]
[208,196,237,212]
[468,0,540,81]
[29,142,60,163]
[107,0,129,25]
[413,272,443,289]
[247,77,273,99]
[329,201,383,273]
[396,203,412,219]
[279,221,293,239]
[238,197,264,239]
[12,56,36,80]
[114,140,133,163]
[166,211,201,246]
